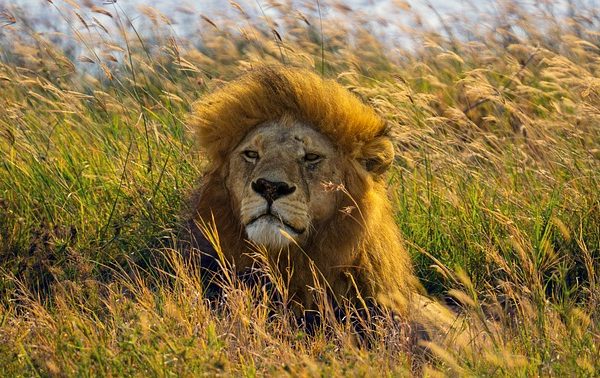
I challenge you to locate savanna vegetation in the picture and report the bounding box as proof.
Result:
[0,0,598,376]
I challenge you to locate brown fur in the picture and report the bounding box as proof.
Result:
[186,67,474,345]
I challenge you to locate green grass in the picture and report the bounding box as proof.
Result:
[0,0,599,376]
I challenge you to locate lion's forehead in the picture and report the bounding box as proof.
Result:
[239,121,336,155]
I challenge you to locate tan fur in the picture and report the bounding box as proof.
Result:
[187,67,474,344]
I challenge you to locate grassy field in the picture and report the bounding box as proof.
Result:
[0,0,599,376]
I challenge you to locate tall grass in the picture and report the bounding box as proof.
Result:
[0,0,599,375]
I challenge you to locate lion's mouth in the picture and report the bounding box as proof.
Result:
[247,213,306,235]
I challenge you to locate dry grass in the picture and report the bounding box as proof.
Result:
[0,0,599,376]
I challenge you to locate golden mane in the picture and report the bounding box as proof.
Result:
[188,66,386,166]
[187,67,475,347]
[187,65,419,311]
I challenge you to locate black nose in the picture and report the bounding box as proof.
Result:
[251,178,296,203]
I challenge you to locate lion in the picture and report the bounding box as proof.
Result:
[186,66,475,342]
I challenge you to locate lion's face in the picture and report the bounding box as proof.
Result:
[225,119,344,250]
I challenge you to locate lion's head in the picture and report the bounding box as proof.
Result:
[187,66,418,313]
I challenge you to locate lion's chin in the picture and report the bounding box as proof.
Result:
[245,216,301,250]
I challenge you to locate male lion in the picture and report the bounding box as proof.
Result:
[187,66,467,339]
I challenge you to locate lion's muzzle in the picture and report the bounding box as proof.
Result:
[241,178,310,250]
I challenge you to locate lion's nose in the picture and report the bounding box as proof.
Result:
[251,178,296,203]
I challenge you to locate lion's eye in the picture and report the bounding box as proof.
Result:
[304,153,321,162]
[242,150,259,161]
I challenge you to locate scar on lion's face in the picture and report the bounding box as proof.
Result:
[226,119,345,250]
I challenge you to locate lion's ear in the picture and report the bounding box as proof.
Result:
[360,136,395,174]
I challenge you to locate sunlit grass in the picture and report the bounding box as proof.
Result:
[0,0,599,375]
